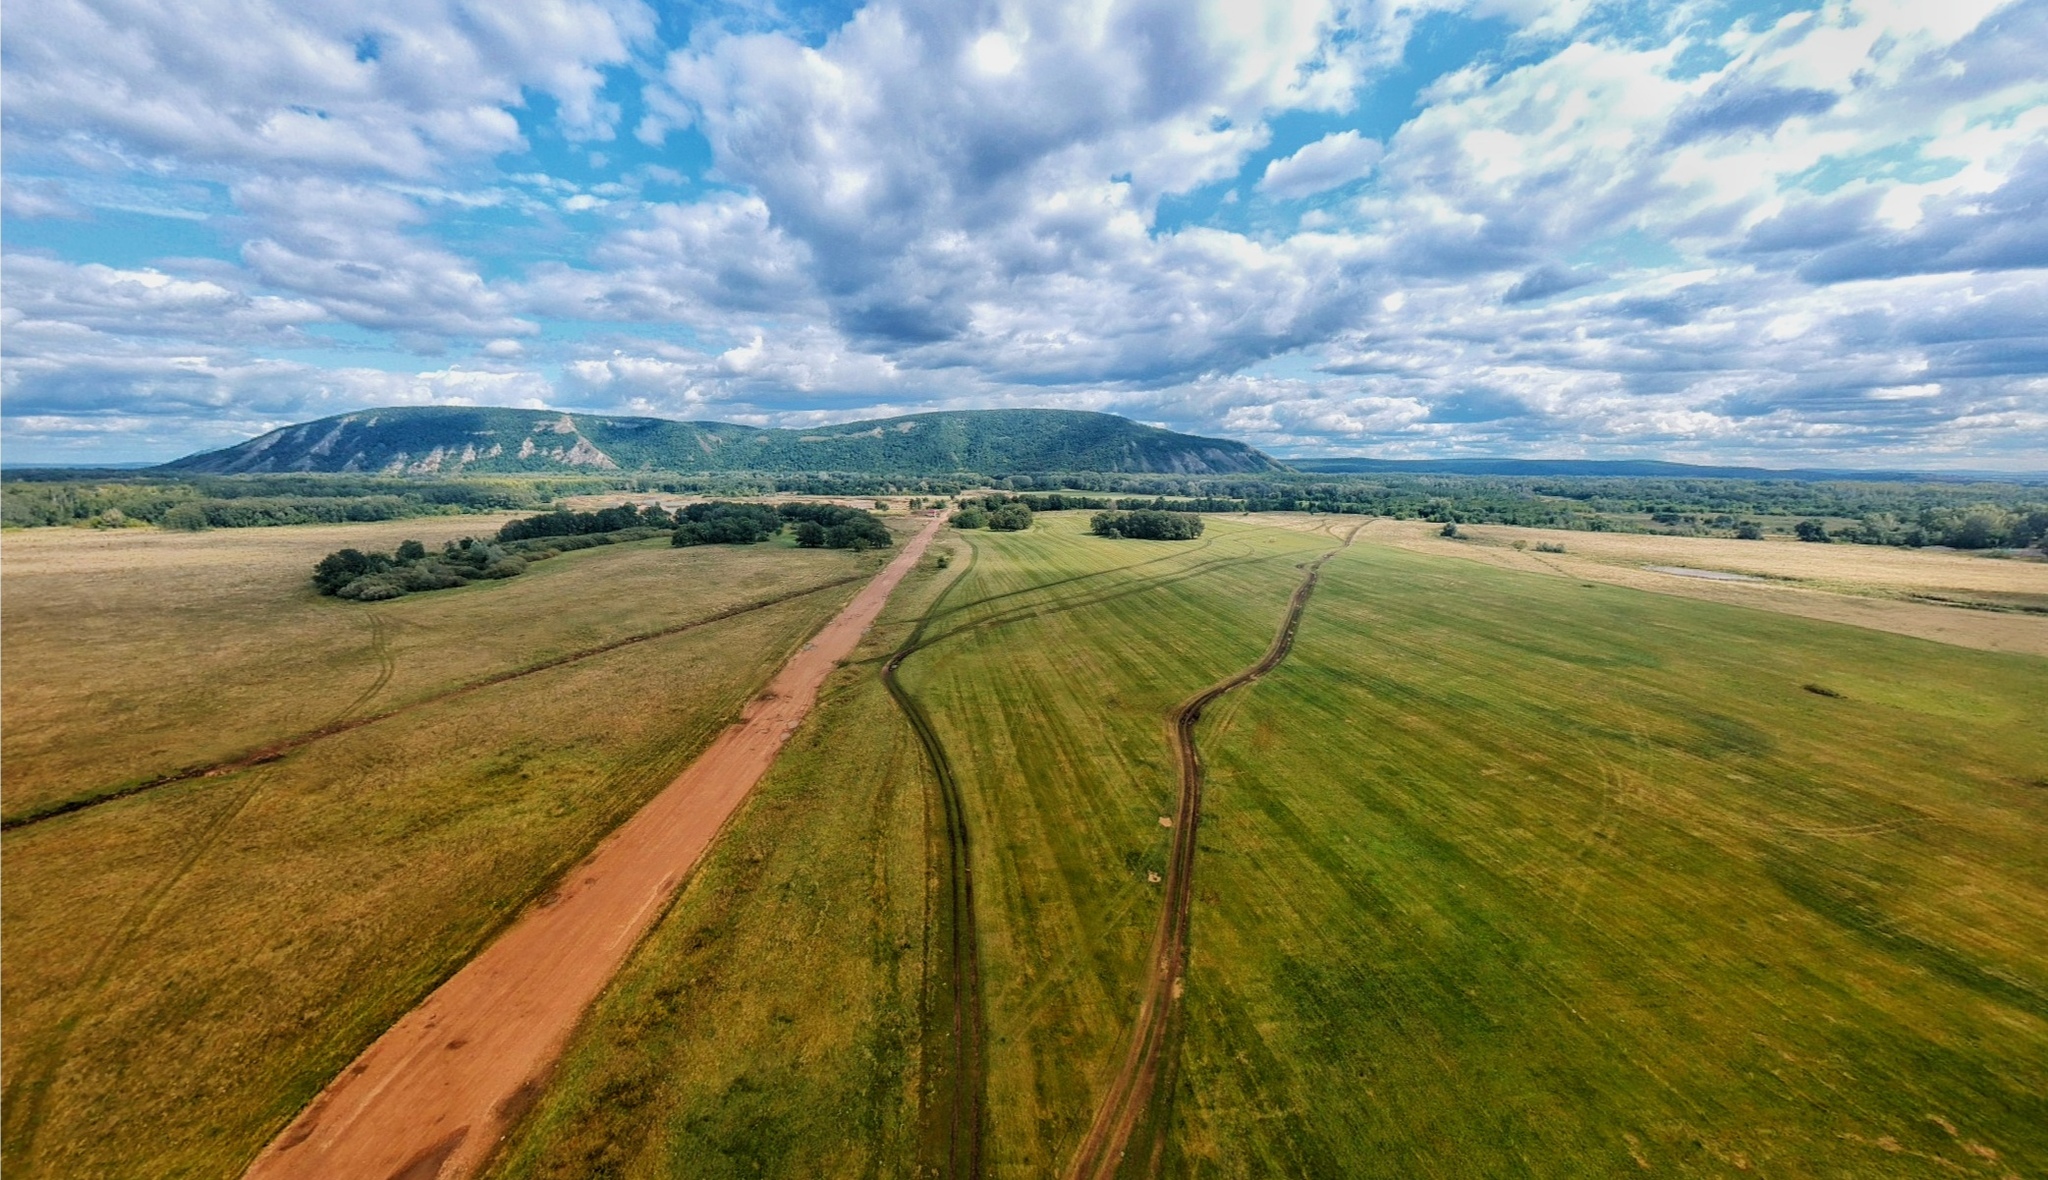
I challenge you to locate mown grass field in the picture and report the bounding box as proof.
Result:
[1173,539,2048,1177]
[486,512,1341,1176]
[0,523,881,1177]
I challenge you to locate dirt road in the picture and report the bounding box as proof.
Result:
[243,516,944,1180]
[1065,529,1350,1180]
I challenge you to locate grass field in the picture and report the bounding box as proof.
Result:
[486,513,1342,1176]
[10,508,2044,1178]
[0,522,881,1177]
[1172,538,2048,1176]
[1359,518,2048,658]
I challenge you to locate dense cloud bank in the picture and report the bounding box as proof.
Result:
[3,0,2044,467]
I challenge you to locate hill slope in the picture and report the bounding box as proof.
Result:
[159,407,1282,477]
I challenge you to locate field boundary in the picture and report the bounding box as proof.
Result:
[1,572,872,831]
[1065,526,1353,1180]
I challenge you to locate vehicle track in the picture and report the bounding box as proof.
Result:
[1065,527,1354,1180]
[882,541,988,1180]
[1,572,872,832]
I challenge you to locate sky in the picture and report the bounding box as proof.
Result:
[3,0,2045,468]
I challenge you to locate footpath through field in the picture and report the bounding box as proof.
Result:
[243,515,945,1180]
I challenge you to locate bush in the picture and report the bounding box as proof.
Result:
[1795,519,1832,543]
[793,521,828,548]
[1535,541,1567,553]
[1735,522,1765,540]
[951,508,989,529]
[1090,509,1203,540]
[1440,522,1461,538]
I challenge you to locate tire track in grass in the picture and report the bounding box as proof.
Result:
[882,539,988,1180]
[1,572,872,832]
[1065,526,1356,1180]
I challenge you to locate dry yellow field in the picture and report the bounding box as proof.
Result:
[1,518,868,822]
[1352,518,2048,657]
[0,519,884,1176]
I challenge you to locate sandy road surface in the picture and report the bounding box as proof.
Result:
[243,516,943,1180]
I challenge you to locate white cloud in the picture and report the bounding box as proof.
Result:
[1257,130,1383,200]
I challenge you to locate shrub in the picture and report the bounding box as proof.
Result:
[1535,541,1567,553]
[1794,519,1832,543]
[951,508,989,529]
[1735,522,1765,540]
[1440,522,1461,538]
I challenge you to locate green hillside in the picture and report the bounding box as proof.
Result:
[157,407,1282,477]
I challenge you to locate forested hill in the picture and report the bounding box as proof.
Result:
[159,406,1282,477]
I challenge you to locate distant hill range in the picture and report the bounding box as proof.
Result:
[1287,456,2040,484]
[158,406,1283,477]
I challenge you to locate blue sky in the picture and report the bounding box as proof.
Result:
[4,0,2045,467]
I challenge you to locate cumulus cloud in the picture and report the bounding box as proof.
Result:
[2,0,654,175]
[2,0,2044,467]
[1257,130,1383,199]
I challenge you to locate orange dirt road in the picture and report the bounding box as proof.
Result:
[244,516,944,1180]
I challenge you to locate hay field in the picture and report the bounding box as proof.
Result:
[1175,541,2048,1176]
[1,522,878,1177]
[1358,518,2048,656]
[0,519,852,822]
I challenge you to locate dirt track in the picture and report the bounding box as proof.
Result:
[242,516,944,1180]
[882,542,987,1179]
[1065,526,1351,1180]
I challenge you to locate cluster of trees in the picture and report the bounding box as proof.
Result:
[777,502,894,549]
[672,502,783,546]
[497,502,675,541]
[1793,505,2048,549]
[952,501,1033,531]
[313,537,528,601]
[1090,509,1204,540]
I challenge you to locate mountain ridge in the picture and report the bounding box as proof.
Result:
[157,406,1284,477]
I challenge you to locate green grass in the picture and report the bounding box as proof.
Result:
[486,514,1340,1177]
[1171,541,2048,1177]
[0,526,881,1177]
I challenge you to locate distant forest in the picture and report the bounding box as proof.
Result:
[8,467,2044,552]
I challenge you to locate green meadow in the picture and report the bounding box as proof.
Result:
[1174,541,2048,1177]
[489,513,2048,1178]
